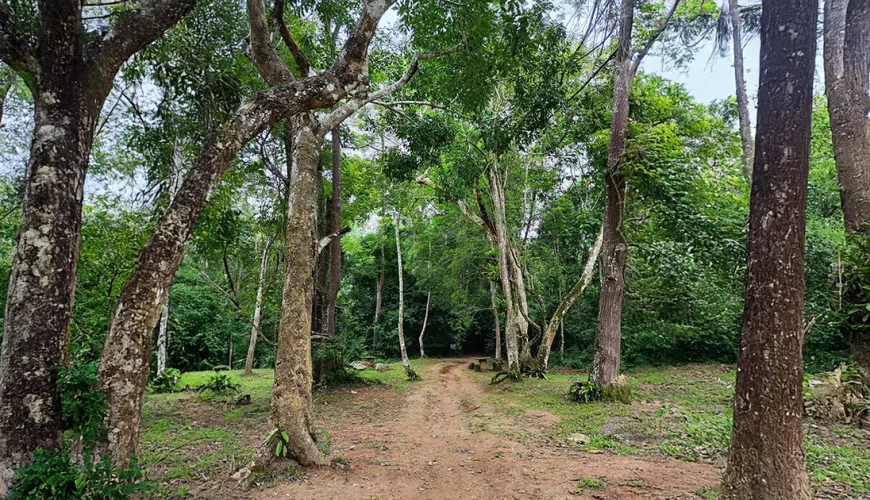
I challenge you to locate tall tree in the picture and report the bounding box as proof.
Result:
[721,0,817,497]
[326,128,342,336]
[823,0,870,369]
[393,210,411,372]
[0,0,196,489]
[244,235,273,376]
[729,0,754,180]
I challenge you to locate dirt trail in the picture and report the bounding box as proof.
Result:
[262,359,719,499]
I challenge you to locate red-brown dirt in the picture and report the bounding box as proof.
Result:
[261,359,720,499]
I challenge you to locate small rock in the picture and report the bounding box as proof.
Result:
[349,361,367,370]
[375,363,391,372]
[428,460,437,466]
[566,433,591,446]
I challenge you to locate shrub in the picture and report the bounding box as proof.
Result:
[567,376,601,403]
[149,368,181,394]
[196,373,239,397]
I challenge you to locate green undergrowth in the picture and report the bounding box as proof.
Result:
[473,363,870,496]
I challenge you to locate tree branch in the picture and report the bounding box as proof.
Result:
[0,2,37,86]
[247,0,293,86]
[629,0,682,79]
[273,0,311,77]
[317,226,351,256]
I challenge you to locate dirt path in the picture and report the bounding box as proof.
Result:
[262,359,719,499]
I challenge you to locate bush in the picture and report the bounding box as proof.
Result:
[8,449,147,500]
[567,376,601,403]
[8,363,148,498]
[149,368,181,394]
[196,373,239,396]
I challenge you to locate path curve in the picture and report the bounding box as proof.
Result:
[261,359,719,499]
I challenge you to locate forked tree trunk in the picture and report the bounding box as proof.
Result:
[489,280,502,362]
[721,1,817,497]
[270,113,330,466]
[729,0,754,180]
[419,291,430,358]
[824,0,870,371]
[326,127,342,336]
[590,0,633,387]
[245,236,273,376]
[156,300,169,377]
[393,211,411,371]
[537,226,603,370]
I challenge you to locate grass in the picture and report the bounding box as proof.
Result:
[471,363,870,497]
[139,359,438,497]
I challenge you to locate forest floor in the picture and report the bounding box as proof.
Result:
[140,358,870,499]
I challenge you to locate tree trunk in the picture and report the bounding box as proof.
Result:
[490,280,502,362]
[590,0,633,387]
[393,211,411,371]
[825,0,870,235]
[326,127,342,336]
[270,113,330,466]
[156,300,169,377]
[721,1,817,497]
[824,0,870,371]
[419,291,430,358]
[245,236,273,376]
[729,0,754,181]
[487,163,526,369]
[0,1,195,487]
[538,226,603,371]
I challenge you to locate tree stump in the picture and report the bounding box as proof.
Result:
[474,363,481,372]
[477,358,488,371]
[492,361,503,372]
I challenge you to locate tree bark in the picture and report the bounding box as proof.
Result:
[0,0,195,489]
[538,226,603,370]
[729,0,755,181]
[489,280,502,362]
[326,127,342,336]
[245,236,273,376]
[156,300,169,377]
[824,0,870,370]
[393,211,411,371]
[270,112,330,466]
[721,1,817,497]
[419,291,430,358]
[96,0,394,466]
[590,0,633,388]
[825,0,870,235]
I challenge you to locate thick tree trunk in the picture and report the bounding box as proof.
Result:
[729,0,754,181]
[590,0,633,387]
[419,291,430,358]
[393,211,411,371]
[825,0,870,235]
[326,127,342,336]
[538,226,603,370]
[721,1,817,497]
[490,280,502,362]
[270,113,330,466]
[156,300,169,376]
[245,236,273,376]
[824,0,870,371]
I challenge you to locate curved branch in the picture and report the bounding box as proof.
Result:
[273,0,311,77]
[248,0,293,86]
[0,3,37,85]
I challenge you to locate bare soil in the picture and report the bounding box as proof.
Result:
[261,359,719,499]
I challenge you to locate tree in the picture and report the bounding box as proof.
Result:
[393,210,411,372]
[728,0,754,180]
[823,0,870,370]
[244,235,273,376]
[97,0,397,466]
[721,0,817,496]
[326,128,343,337]
[0,0,196,489]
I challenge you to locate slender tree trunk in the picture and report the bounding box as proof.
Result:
[590,0,633,387]
[489,280,502,362]
[729,0,754,181]
[538,226,603,370]
[156,300,169,376]
[721,1,817,497]
[824,0,870,371]
[245,236,273,376]
[0,74,12,128]
[270,113,329,466]
[326,127,342,336]
[393,211,410,371]
[419,291,430,358]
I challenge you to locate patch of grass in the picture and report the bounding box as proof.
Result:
[575,475,607,491]
[659,409,732,462]
[806,436,870,494]
[619,477,645,487]
[694,485,719,500]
